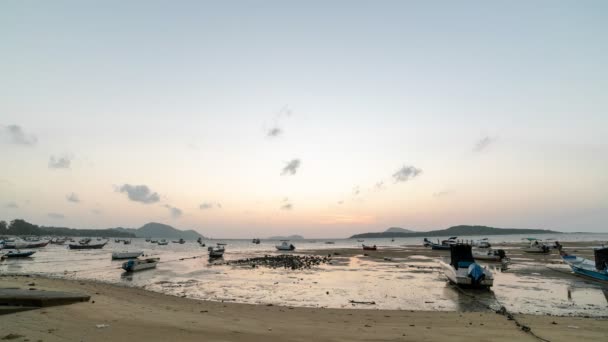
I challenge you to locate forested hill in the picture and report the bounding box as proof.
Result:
[0,219,136,237]
[350,225,561,238]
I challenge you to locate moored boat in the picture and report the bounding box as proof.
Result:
[473,249,508,262]
[68,240,108,250]
[439,244,494,287]
[122,258,159,272]
[157,239,168,246]
[3,239,49,249]
[4,250,36,258]
[208,243,226,258]
[112,251,144,260]
[252,238,261,244]
[473,238,491,248]
[362,244,377,251]
[276,240,296,251]
[560,247,608,282]
[522,238,550,254]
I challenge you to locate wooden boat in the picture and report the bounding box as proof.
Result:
[276,240,295,251]
[473,249,507,262]
[50,238,67,245]
[112,251,144,260]
[3,239,49,249]
[68,241,108,250]
[122,258,159,272]
[561,247,608,282]
[208,243,225,258]
[439,244,494,287]
[4,250,36,258]
[362,244,377,251]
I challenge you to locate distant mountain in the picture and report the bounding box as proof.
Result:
[350,225,561,239]
[115,222,205,240]
[385,227,416,234]
[267,234,305,240]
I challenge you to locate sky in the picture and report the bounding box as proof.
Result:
[1,1,607,238]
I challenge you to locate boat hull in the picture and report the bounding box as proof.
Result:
[68,242,107,250]
[5,251,36,258]
[122,259,159,272]
[112,251,143,259]
[562,256,608,282]
[439,260,493,287]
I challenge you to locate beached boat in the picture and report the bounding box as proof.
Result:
[112,251,144,260]
[3,250,36,258]
[252,238,261,244]
[522,239,550,254]
[423,238,432,247]
[150,239,158,243]
[473,249,507,262]
[325,241,335,244]
[122,258,159,272]
[123,240,131,245]
[145,237,151,242]
[172,238,185,244]
[50,238,67,245]
[68,240,108,250]
[208,243,226,258]
[362,244,377,251]
[3,239,49,249]
[439,244,494,287]
[560,247,608,282]
[473,238,491,248]
[157,240,169,246]
[430,237,459,250]
[276,240,296,251]
[357,239,364,243]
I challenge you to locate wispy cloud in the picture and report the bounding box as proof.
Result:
[200,202,222,210]
[473,136,496,153]
[267,127,282,137]
[91,209,102,215]
[374,181,385,190]
[1,124,37,145]
[281,159,301,175]
[48,212,65,219]
[163,204,183,218]
[48,155,72,169]
[5,202,18,208]
[433,190,452,198]
[280,198,293,210]
[118,184,160,204]
[392,165,422,183]
[66,193,80,203]
[352,186,361,196]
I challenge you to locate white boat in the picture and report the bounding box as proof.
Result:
[522,239,550,254]
[208,243,225,258]
[473,249,508,262]
[122,258,159,272]
[473,238,491,248]
[439,244,494,287]
[112,251,144,260]
[276,240,295,251]
[157,239,168,246]
[560,247,608,282]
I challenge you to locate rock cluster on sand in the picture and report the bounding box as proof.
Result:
[222,255,331,270]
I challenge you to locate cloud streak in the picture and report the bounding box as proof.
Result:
[267,127,282,137]
[118,184,160,204]
[1,124,37,145]
[48,155,72,169]
[163,204,183,218]
[473,136,496,152]
[200,202,222,210]
[392,165,422,183]
[48,212,65,219]
[281,159,301,175]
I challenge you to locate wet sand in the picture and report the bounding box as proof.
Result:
[2,275,607,342]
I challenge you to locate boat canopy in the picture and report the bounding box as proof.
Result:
[594,247,608,271]
[450,244,475,270]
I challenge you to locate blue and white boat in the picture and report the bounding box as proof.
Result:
[439,244,494,287]
[560,247,608,282]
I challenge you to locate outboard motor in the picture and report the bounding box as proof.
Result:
[495,249,506,260]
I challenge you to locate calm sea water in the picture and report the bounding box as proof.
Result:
[2,233,607,316]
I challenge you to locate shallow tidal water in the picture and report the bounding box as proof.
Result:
[1,235,607,317]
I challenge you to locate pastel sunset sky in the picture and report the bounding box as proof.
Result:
[1,1,606,237]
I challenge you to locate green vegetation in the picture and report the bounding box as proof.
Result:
[350,225,561,239]
[1,219,136,237]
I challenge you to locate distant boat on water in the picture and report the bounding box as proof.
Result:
[112,251,143,260]
[561,247,608,282]
[122,258,159,272]
[252,238,261,244]
[276,240,295,251]
[157,239,169,246]
[68,240,108,250]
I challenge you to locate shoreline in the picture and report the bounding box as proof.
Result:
[2,275,607,341]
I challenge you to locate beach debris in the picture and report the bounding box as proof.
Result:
[349,300,376,305]
[218,255,331,270]
[95,324,110,329]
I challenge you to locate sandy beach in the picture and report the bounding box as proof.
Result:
[1,275,607,342]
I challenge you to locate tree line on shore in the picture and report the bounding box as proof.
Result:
[0,219,136,238]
